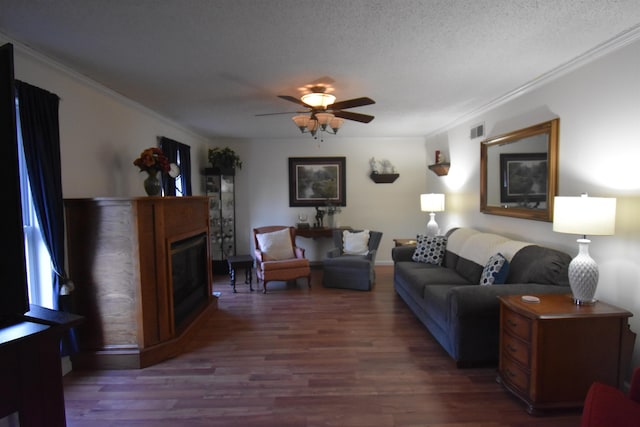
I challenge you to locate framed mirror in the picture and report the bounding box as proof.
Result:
[480,118,559,222]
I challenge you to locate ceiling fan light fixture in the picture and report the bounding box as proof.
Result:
[307,118,319,136]
[315,112,334,130]
[292,115,310,132]
[301,92,336,108]
[329,117,344,133]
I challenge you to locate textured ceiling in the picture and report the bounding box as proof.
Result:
[1,0,640,139]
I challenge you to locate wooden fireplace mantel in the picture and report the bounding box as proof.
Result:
[64,197,215,369]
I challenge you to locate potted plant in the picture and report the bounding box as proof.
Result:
[208,146,242,171]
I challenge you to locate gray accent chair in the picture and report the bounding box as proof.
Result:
[322,229,383,291]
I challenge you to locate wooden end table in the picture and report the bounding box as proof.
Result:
[226,254,254,293]
[497,293,635,415]
[393,238,417,247]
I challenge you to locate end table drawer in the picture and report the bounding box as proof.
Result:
[501,357,530,394]
[502,333,530,368]
[503,309,531,341]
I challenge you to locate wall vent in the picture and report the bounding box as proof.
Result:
[470,123,485,139]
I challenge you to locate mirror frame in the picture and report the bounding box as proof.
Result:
[480,118,559,222]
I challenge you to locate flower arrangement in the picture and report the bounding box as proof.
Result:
[133,147,170,175]
[208,146,242,170]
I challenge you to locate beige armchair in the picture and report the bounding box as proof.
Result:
[253,225,311,293]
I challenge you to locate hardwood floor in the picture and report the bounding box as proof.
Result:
[63,266,583,426]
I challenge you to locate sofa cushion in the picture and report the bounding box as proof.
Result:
[506,245,571,286]
[395,262,470,297]
[412,235,447,265]
[455,256,484,285]
[479,253,510,285]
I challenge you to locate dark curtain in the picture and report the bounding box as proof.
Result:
[159,136,192,196]
[15,80,77,355]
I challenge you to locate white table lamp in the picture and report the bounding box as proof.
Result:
[553,194,616,305]
[420,193,445,237]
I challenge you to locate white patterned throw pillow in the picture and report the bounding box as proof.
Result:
[412,235,447,265]
[343,229,370,255]
[479,253,509,285]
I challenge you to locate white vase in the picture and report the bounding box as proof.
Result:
[568,238,599,304]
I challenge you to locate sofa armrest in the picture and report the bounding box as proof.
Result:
[392,246,415,263]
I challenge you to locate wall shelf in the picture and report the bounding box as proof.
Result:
[428,162,450,176]
[370,172,399,183]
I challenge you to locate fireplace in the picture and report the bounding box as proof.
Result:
[171,232,209,331]
[65,197,214,369]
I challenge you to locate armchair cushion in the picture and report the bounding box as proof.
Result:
[343,229,370,255]
[256,227,294,260]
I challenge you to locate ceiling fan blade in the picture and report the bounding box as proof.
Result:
[256,111,305,116]
[334,110,375,123]
[329,97,375,110]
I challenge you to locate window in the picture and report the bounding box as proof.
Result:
[174,150,184,196]
[16,99,54,308]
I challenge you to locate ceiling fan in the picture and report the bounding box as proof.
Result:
[257,86,375,137]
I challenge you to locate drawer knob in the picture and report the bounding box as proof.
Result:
[507,344,517,353]
[507,319,518,328]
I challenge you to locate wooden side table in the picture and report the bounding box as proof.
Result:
[226,254,254,292]
[497,293,636,415]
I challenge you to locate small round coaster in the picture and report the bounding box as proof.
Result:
[521,295,540,303]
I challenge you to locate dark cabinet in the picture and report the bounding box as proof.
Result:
[204,168,236,272]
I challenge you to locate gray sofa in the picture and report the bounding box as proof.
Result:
[392,227,572,367]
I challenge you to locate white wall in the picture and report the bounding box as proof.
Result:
[209,136,429,263]
[425,37,640,372]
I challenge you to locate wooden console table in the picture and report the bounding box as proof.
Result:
[393,238,417,247]
[497,293,635,415]
[295,227,351,239]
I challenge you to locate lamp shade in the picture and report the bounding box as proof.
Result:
[553,195,616,236]
[420,193,445,213]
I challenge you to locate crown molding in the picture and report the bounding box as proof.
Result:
[427,23,640,138]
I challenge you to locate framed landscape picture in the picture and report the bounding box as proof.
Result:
[288,157,346,207]
[500,152,547,204]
